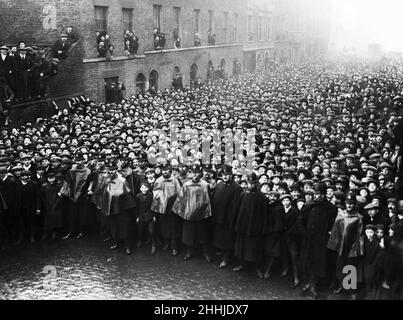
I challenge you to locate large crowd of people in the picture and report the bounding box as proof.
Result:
[0,58,402,300]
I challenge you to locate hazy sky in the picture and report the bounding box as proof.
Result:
[330,0,403,52]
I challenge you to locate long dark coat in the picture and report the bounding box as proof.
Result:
[211,180,243,250]
[39,181,63,231]
[232,189,267,236]
[264,201,284,258]
[212,181,243,226]
[298,200,338,278]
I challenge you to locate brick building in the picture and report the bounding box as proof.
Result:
[0,0,248,102]
[243,0,275,72]
[0,0,331,103]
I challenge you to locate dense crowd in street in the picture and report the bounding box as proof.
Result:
[0,58,403,300]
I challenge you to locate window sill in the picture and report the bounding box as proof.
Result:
[144,43,243,55]
[83,55,145,63]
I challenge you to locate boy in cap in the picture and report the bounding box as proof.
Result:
[361,224,383,299]
[135,181,156,254]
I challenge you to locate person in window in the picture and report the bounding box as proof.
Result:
[153,28,161,49]
[97,41,107,58]
[52,34,70,60]
[155,33,166,50]
[194,32,201,47]
[112,82,126,103]
[173,30,181,49]
[131,31,139,54]
[96,32,103,44]
[106,45,114,60]
[208,32,216,45]
[172,73,184,91]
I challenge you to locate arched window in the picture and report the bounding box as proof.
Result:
[190,63,198,82]
[207,61,213,80]
[136,73,146,94]
[173,66,181,78]
[256,54,262,67]
[149,70,159,90]
[220,59,226,70]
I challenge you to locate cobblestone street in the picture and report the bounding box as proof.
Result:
[0,236,310,300]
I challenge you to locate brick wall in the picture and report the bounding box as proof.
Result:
[83,44,244,102]
[0,0,248,103]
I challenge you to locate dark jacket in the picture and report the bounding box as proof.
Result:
[232,189,267,236]
[135,192,154,222]
[299,199,338,278]
[14,53,32,72]
[212,180,243,226]
[14,180,39,214]
[264,201,285,257]
[52,40,70,59]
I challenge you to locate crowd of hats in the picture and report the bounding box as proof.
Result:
[0,59,402,210]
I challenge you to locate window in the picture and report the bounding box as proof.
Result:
[149,70,159,90]
[173,7,181,36]
[136,74,146,94]
[94,6,108,32]
[194,9,200,33]
[122,8,133,31]
[267,17,272,40]
[247,15,253,41]
[104,77,119,103]
[190,63,198,82]
[153,5,162,30]
[258,16,262,41]
[234,13,238,42]
[223,12,228,43]
[208,10,214,33]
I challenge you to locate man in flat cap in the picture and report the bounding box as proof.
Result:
[14,47,32,101]
[52,34,70,60]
